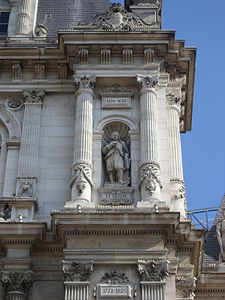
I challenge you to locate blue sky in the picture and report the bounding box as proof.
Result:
[111,0,225,210]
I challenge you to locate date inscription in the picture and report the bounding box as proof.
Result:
[98,284,132,298]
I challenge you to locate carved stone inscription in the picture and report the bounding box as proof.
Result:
[102,97,131,108]
[98,187,134,206]
[98,284,132,298]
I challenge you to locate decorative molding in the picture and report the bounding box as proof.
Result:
[5,97,24,111]
[176,276,196,299]
[79,49,89,64]
[63,261,94,282]
[101,49,111,64]
[57,63,68,79]
[1,270,33,295]
[123,49,133,64]
[0,104,21,139]
[12,63,22,80]
[70,164,93,196]
[35,64,45,79]
[137,74,158,90]
[73,75,96,91]
[73,3,159,32]
[34,24,48,38]
[137,260,169,282]
[101,268,129,284]
[144,48,155,64]
[140,163,162,195]
[23,90,45,104]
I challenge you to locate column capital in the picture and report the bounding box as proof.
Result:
[73,75,96,95]
[23,90,45,104]
[63,260,94,282]
[167,92,181,111]
[137,74,158,92]
[137,259,169,282]
[1,270,33,296]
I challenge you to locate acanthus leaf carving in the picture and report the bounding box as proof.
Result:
[74,4,159,32]
[167,92,181,109]
[137,74,158,90]
[63,261,94,282]
[176,276,196,299]
[73,75,96,91]
[101,268,129,284]
[23,90,45,104]
[1,270,33,295]
[140,163,162,195]
[137,260,169,282]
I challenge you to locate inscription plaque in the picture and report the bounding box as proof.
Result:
[102,97,131,109]
[98,186,134,206]
[97,284,133,299]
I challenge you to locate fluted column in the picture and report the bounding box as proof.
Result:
[16,90,45,198]
[16,0,31,35]
[137,75,162,205]
[167,93,186,217]
[68,75,96,207]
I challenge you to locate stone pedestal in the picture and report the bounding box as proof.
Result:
[137,75,162,206]
[167,93,186,217]
[65,75,96,208]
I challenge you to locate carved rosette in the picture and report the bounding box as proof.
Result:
[137,74,158,92]
[73,75,96,95]
[16,177,36,198]
[176,276,196,299]
[1,270,33,296]
[140,163,162,196]
[23,90,45,104]
[63,261,94,282]
[5,97,24,111]
[137,260,169,282]
[70,163,93,197]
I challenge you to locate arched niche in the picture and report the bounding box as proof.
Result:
[0,104,21,139]
[94,114,138,134]
[102,121,131,186]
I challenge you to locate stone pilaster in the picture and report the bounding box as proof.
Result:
[167,93,186,217]
[68,75,96,207]
[16,0,32,35]
[63,261,93,300]
[16,90,45,198]
[1,270,33,300]
[137,74,162,205]
[137,260,168,300]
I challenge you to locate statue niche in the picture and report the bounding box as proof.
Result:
[102,122,131,186]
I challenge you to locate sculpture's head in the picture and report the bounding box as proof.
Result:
[111,131,119,141]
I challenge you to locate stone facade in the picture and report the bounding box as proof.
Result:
[0,1,221,299]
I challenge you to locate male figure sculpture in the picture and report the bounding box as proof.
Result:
[102,131,129,184]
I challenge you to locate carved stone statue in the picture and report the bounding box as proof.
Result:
[102,131,130,184]
[216,209,225,261]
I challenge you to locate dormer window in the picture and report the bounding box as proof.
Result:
[0,0,10,37]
